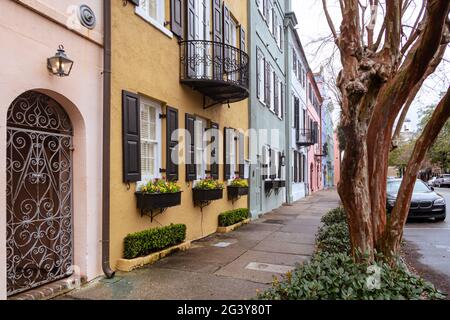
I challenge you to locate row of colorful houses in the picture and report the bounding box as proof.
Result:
[0,0,339,298]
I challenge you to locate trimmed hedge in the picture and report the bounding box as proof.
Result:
[218,208,250,227]
[123,224,186,259]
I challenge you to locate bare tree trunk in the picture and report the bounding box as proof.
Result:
[384,88,450,258]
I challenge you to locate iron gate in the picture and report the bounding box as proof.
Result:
[6,91,73,296]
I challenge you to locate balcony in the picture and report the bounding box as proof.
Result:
[180,40,249,107]
[296,129,316,147]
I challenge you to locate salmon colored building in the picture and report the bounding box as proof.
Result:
[306,72,323,194]
[0,0,104,298]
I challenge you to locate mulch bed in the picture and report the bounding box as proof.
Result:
[402,240,450,300]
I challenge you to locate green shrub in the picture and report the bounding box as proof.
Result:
[258,251,445,300]
[123,224,186,259]
[316,221,351,254]
[218,208,249,227]
[320,207,347,226]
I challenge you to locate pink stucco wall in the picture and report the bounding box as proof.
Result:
[0,0,103,299]
[306,74,322,194]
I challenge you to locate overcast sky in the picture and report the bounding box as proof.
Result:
[292,0,450,131]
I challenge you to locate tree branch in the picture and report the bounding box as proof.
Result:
[322,0,338,40]
[385,87,450,255]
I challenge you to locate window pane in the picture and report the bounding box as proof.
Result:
[140,106,149,140]
[149,106,156,140]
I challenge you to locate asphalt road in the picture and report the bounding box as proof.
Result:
[404,187,450,293]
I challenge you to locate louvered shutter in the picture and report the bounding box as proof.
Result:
[294,151,298,183]
[238,131,245,178]
[256,49,261,99]
[166,106,179,181]
[274,74,279,115]
[280,82,284,119]
[122,91,141,182]
[186,0,196,78]
[294,98,300,141]
[269,148,276,180]
[210,122,219,180]
[262,145,268,180]
[171,0,184,38]
[224,128,232,180]
[293,51,297,75]
[185,113,196,181]
[278,152,282,180]
[223,3,231,72]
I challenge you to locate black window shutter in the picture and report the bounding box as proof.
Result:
[294,98,300,141]
[294,152,299,183]
[278,152,282,180]
[224,128,232,180]
[269,148,276,180]
[122,91,141,183]
[293,51,297,74]
[171,0,184,38]
[210,122,219,180]
[264,61,269,105]
[185,113,196,181]
[166,106,179,181]
[238,132,245,178]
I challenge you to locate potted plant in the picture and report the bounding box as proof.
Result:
[193,178,224,203]
[135,179,182,214]
[227,178,249,200]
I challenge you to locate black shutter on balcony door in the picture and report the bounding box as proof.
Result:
[224,128,232,180]
[223,3,231,71]
[210,122,219,180]
[186,0,196,78]
[238,132,245,178]
[122,91,141,183]
[171,0,184,38]
[166,106,179,181]
[185,113,196,181]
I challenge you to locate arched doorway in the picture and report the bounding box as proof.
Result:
[6,91,74,296]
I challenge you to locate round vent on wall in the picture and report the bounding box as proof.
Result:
[78,4,96,29]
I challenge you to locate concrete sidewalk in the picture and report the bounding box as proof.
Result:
[57,189,340,300]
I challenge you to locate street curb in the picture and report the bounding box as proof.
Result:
[116,241,192,272]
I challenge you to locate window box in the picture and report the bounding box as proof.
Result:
[227,186,249,200]
[193,188,224,203]
[135,191,182,214]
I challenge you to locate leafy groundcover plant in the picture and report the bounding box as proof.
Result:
[257,207,446,300]
[193,178,224,190]
[218,208,250,227]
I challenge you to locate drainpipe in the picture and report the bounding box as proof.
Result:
[102,0,115,279]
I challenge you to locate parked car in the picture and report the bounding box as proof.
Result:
[435,174,450,187]
[428,176,438,187]
[387,179,446,222]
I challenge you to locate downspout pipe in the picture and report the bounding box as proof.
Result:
[102,0,115,279]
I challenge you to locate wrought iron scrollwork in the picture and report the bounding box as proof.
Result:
[6,91,73,296]
[180,40,249,102]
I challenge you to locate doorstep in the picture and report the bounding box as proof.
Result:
[217,219,251,234]
[8,277,85,300]
[116,241,192,272]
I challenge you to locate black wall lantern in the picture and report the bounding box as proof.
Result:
[47,45,74,77]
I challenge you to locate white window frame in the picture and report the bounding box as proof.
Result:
[139,97,162,182]
[136,0,173,38]
[195,117,208,180]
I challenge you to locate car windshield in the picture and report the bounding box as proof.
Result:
[387,180,431,194]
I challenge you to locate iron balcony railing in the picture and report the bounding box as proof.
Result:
[180,40,249,104]
[296,129,317,147]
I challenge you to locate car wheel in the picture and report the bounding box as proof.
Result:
[435,216,446,222]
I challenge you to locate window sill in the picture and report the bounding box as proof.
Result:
[135,9,173,39]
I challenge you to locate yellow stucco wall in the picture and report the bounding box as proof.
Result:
[110,1,249,267]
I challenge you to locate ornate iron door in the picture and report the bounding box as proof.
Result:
[6,91,73,296]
